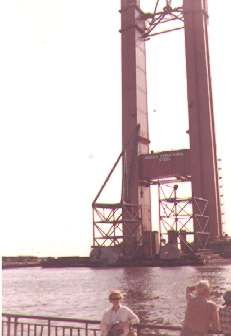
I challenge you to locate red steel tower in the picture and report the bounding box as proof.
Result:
[92,0,222,259]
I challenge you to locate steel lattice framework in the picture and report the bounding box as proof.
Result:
[158,183,210,252]
[93,202,142,249]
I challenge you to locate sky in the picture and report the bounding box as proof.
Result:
[0,0,230,257]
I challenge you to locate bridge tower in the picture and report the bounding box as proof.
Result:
[92,0,222,259]
[120,0,152,256]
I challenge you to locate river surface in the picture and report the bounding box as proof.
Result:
[2,265,231,326]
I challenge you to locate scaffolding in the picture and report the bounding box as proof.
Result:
[92,202,143,255]
[158,182,210,252]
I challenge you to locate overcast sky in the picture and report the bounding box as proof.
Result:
[0,0,230,257]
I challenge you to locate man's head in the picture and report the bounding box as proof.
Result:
[196,280,210,297]
[223,290,231,306]
[109,290,123,305]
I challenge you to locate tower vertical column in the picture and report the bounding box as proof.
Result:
[120,0,152,255]
[183,0,222,239]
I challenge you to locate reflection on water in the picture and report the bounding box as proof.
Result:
[2,265,231,326]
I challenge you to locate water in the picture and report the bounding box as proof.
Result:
[2,265,231,326]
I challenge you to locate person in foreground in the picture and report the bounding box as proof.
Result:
[181,280,220,336]
[219,289,231,336]
[100,290,140,336]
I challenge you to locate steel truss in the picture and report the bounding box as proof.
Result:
[142,0,184,39]
[158,182,209,251]
[92,124,145,256]
[92,202,142,254]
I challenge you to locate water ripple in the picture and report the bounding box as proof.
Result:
[2,265,231,325]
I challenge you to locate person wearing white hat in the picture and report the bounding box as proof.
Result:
[100,290,140,336]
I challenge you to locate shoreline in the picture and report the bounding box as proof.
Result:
[2,257,231,269]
